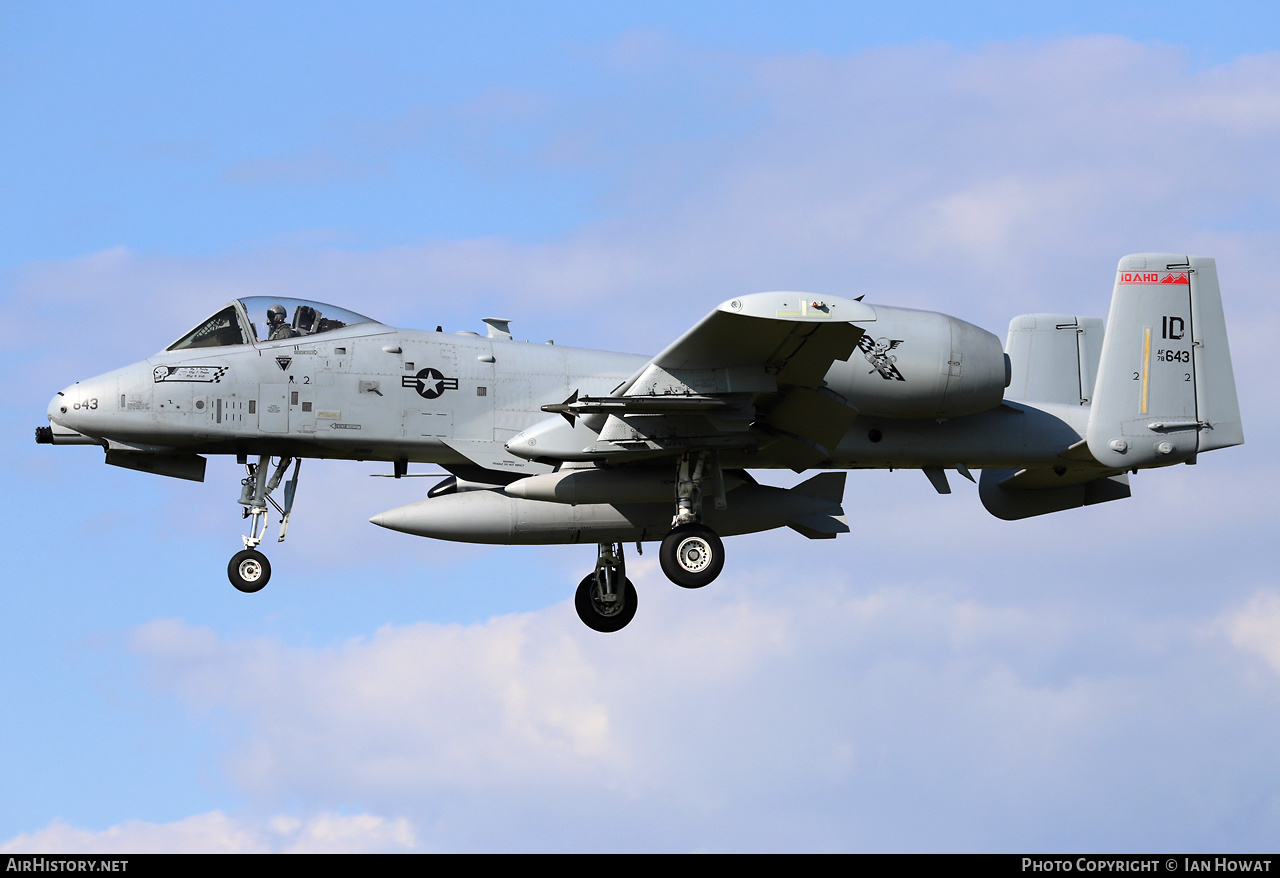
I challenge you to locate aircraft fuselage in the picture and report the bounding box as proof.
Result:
[40,257,1243,631]
[48,308,1078,473]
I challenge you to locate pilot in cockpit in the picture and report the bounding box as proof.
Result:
[266,304,296,341]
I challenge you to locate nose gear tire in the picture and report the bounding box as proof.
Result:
[228,549,271,593]
[659,523,724,589]
[575,574,637,632]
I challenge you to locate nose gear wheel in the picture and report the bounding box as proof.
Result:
[575,574,637,632]
[227,455,302,594]
[228,549,271,593]
[573,541,637,631]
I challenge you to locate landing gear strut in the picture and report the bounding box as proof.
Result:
[575,542,637,632]
[570,452,729,628]
[658,451,726,589]
[227,455,301,593]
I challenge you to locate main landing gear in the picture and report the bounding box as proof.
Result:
[572,452,727,632]
[227,455,301,593]
[658,451,725,589]
[660,522,724,589]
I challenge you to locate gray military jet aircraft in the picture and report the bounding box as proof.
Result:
[38,254,1243,631]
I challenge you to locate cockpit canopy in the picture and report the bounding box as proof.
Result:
[167,297,378,351]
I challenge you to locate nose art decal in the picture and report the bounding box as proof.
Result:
[154,366,228,383]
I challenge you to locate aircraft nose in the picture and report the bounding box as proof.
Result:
[47,387,73,426]
[48,376,116,437]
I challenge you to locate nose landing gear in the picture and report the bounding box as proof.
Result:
[227,455,300,593]
[228,549,271,593]
[575,542,637,632]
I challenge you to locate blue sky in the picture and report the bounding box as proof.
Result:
[3,1,1279,852]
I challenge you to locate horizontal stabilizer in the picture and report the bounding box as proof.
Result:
[1057,439,1097,462]
[997,465,1118,490]
[979,467,1129,521]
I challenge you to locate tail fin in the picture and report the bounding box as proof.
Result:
[1005,314,1103,406]
[1186,258,1245,453]
[1086,254,1243,469]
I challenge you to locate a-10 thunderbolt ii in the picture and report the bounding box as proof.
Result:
[38,253,1243,631]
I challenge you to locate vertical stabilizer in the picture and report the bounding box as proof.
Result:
[1187,257,1244,453]
[1087,254,1243,469]
[1005,314,1103,406]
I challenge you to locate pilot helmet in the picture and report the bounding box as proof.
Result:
[267,304,287,326]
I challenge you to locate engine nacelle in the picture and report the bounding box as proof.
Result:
[829,306,1009,418]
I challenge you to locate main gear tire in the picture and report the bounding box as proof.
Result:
[228,549,271,593]
[574,574,637,633]
[659,523,724,589]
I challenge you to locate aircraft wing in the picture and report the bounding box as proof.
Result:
[531,292,877,466]
[617,292,875,395]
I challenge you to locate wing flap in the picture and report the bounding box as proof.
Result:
[770,322,864,388]
[760,386,859,454]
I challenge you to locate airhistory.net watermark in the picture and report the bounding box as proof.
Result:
[5,860,128,872]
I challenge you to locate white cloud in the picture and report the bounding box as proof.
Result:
[1169,52,1280,133]
[117,575,1280,851]
[129,614,618,795]
[1217,590,1280,677]
[11,35,1280,374]
[7,33,1280,852]
[0,810,415,854]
